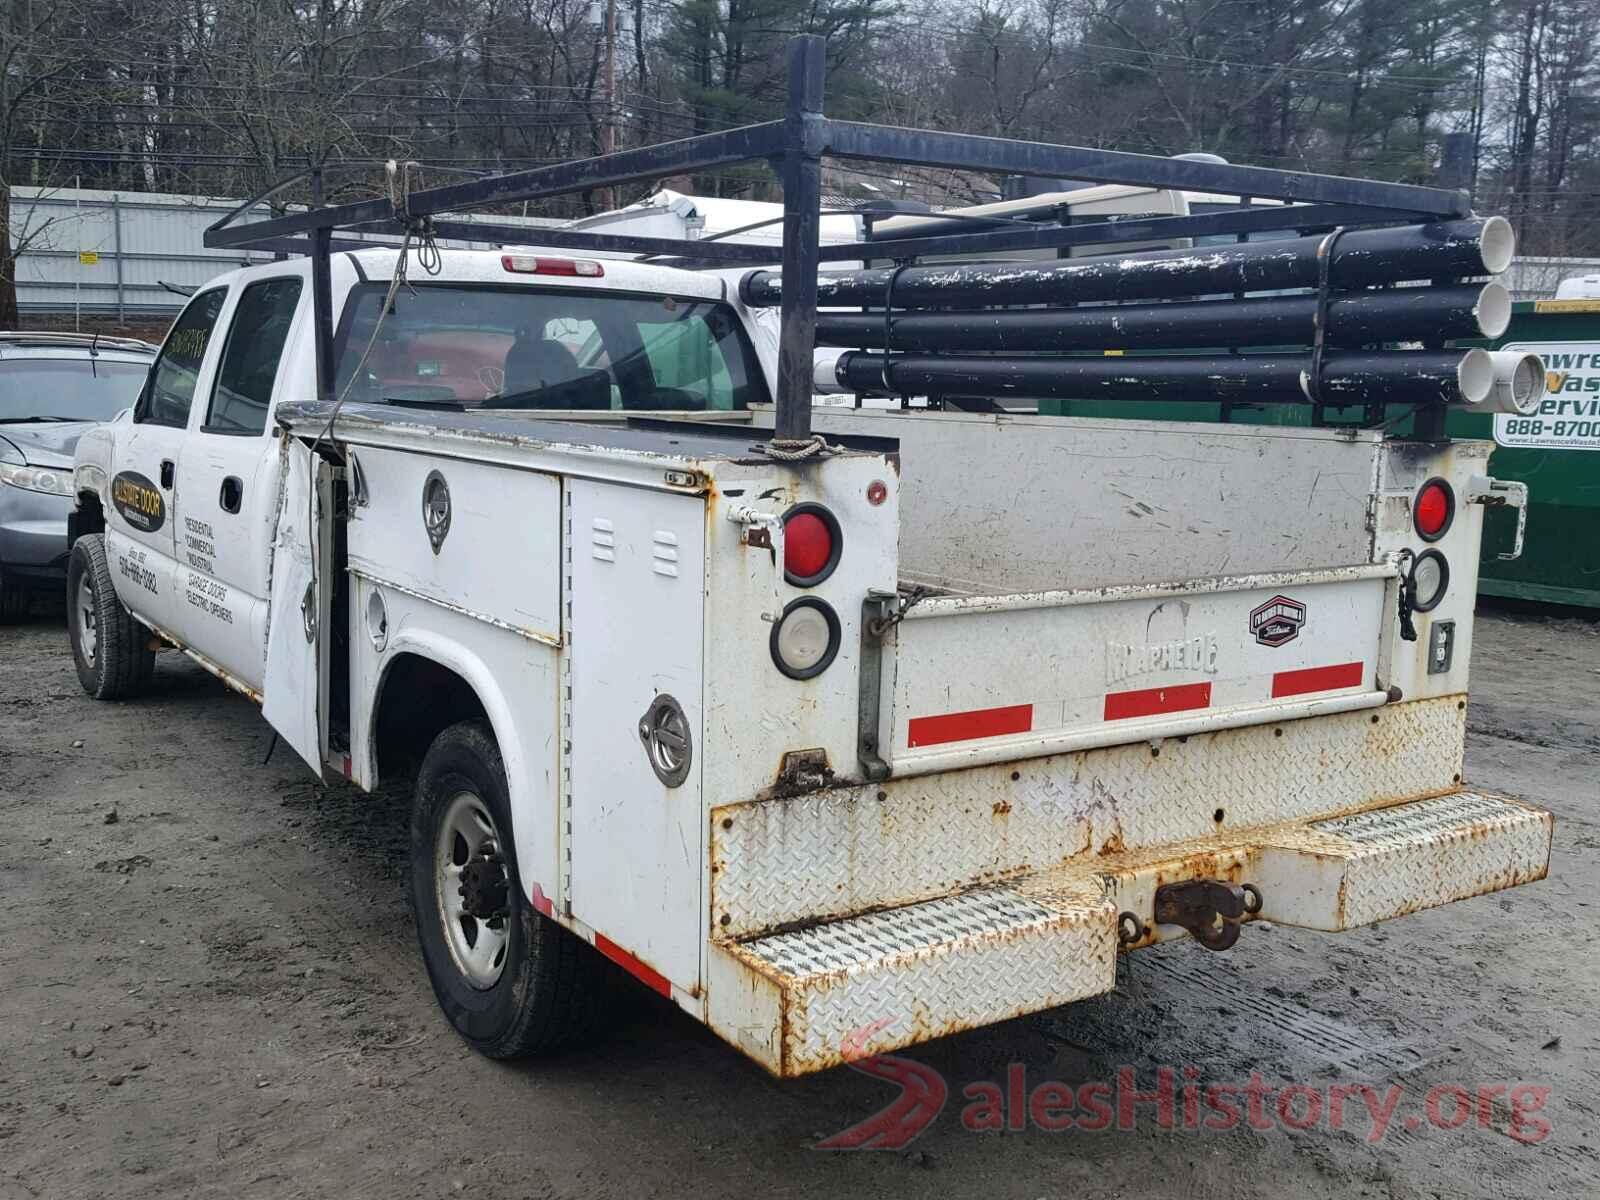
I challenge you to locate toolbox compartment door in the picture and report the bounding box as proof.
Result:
[261,438,333,774]
[882,564,1397,773]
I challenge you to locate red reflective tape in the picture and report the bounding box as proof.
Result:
[529,882,555,917]
[1272,661,1365,698]
[1103,681,1212,721]
[594,933,673,998]
[907,703,1034,748]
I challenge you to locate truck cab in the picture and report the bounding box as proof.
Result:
[70,249,768,703]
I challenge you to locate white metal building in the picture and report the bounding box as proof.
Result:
[7,186,564,322]
[9,187,276,319]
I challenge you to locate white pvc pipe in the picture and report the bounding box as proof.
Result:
[1454,348,1496,405]
[1474,281,1512,339]
[812,347,851,394]
[1478,215,1517,276]
[1474,351,1547,416]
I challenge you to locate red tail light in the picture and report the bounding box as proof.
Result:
[783,504,841,586]
[1413,479,1454,541]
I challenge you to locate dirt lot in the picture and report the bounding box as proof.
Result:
[2,605,1596,1200]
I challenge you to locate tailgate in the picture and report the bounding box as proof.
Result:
[882,563,1398,773]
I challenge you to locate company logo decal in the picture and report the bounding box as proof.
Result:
[110,471,165,534]
[1249,595,1305,648]
[1106,631,1220,685]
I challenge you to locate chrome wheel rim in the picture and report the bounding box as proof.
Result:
[435,790,510,989]
[76,574,98,664]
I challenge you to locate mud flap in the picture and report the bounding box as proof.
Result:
[262,437,332,774]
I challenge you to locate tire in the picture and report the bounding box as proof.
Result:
[410,720,615,1058]
[67,534,154,700]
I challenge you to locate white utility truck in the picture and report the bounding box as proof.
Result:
[67,38,1552,1077]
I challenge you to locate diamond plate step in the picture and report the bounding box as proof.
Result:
[707,880,1117,1076]
[705,788,1550,1077]
[1251,789,1552,929]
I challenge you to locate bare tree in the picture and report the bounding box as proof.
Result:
[6,0,1600,294]
[0,0,103,325]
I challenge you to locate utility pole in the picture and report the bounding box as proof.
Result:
[601,0,617,211]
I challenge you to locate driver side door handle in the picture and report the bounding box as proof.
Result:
[219,476,243,514]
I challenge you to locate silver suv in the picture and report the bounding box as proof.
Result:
[1,332,157,619]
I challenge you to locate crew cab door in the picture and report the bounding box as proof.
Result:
[109,287,228,632]
[172,273,306,693]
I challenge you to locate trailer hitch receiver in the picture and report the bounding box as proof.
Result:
[1153,880,1262,951]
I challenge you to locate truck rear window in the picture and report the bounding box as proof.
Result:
[332,283,769,411]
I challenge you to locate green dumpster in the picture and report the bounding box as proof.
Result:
[1039,299,1600,609]
[1454,298,1600,608]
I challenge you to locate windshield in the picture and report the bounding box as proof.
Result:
[332,283,769,411]
[0,357,151,421]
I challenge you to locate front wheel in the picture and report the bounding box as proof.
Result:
[409,720,615,1058]
[66,535,153,700]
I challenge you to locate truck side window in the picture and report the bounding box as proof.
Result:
[204,277,304,435]
[137,288,227,428]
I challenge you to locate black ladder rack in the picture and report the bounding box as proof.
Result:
[204,35,1471,450]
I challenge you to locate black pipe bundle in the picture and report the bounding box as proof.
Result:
[831,349,1495,408]
[741,217,1513,310]
[813,282,1507,353]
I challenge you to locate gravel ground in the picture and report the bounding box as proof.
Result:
[1,605,1596,1200]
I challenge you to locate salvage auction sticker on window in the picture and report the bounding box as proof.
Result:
[1494,341,1600,451]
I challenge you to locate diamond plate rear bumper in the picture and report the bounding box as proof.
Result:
[711,696,1468,939]
[706,788,1550,1076]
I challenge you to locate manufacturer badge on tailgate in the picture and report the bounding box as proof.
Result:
[1250,595,1305,647]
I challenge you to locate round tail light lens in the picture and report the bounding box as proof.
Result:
[770,597,841,679]
[1413,479,1454,541]
[783,503,842,586]
[1408,549,1450,612]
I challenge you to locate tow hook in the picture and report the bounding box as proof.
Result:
[1149,880,1263,951]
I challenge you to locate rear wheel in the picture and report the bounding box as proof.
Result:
[409,720,615,1058]
[67,534,153,700]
